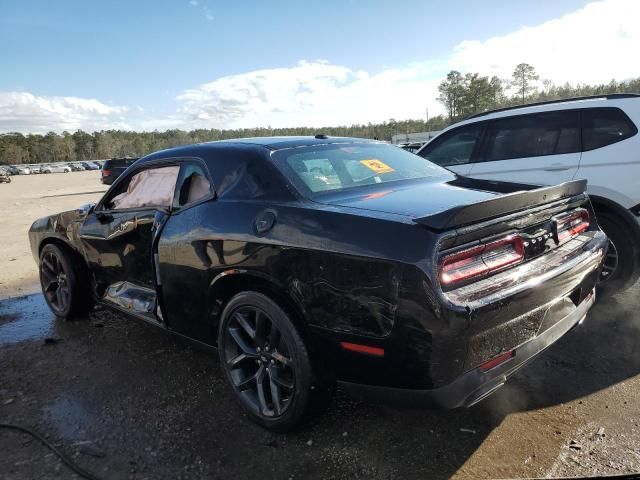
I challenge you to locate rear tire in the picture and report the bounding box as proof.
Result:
[218,291,315,432]
[596,211,640,297]
[39,244,91,318]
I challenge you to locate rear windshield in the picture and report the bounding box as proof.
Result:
[272,143,451,194]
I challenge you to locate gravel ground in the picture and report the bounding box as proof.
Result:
[1,285,640,480]
[1,173,640,479]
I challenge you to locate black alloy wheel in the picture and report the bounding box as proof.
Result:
[40,249,71,315]
[596,211,640,297]
[219,292,313,431]
[600,238,619,283]
[39,243,89,318]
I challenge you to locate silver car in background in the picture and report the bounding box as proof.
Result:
[42,164,72,174]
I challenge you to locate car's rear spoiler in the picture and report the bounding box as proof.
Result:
[414,179,588,231]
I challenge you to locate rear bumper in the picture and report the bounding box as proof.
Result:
[340,288,595,409]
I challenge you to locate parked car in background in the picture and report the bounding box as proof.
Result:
[82,161,99,170]
[30,136,607,431]
[417,93,640,295]
[100,157,138,184]
[0,167,11,183]
[29,164,42,174]
[5,165,19,175]
[398,142,427,153]
[16,165,31,175]
[42,164,72,174]
[72,163,86,171]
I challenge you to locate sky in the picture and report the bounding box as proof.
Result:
[0,0,638,134]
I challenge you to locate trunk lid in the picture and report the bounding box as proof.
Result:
[314,177,587,230]
[313,178,501,218]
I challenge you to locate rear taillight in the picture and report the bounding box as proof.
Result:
[440,235,524,286]
[555,209,590,242]
[102,169,111,177]
[479,350,515,372]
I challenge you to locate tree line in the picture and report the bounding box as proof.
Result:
[1,63,638,165]
[437,63,640,121]
[0,119,450,166]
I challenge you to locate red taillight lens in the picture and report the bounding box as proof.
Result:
[340,342,385,357]
[479,350,514,372]
[555,209,590,242]
[102,169,111,176]
[440,235,524,286]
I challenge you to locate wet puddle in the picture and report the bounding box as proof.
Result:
[0,294,56,344]
[43,395,96,440]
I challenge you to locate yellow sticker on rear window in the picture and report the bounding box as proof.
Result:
[360,159,395,174]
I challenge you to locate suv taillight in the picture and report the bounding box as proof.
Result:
[102,169,111,177]
[555,209,590,242]
[440,235,524,286]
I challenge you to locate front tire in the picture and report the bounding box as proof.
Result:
[218,291,313,432]
[39,244,90,318]
[596,211,640,297]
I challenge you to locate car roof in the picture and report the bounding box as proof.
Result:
[138,136,385,164]
[466,93,640,120]
[212,135,382,150]
[428,93,640,139]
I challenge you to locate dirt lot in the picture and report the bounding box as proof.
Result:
[0,171,107,300]
[1,172,640,479]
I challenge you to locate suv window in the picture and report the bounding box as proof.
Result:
[418,124,483,167]
[175,162,212,207]
[483,111,579,162]
[582,108,637,151]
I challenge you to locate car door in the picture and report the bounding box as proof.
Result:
[468,110,581,186]
[155,160,216,341]
[416,122,485,176]
[79,162,181,321]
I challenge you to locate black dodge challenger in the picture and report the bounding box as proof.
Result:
[29,136,608,431]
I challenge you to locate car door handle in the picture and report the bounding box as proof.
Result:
[543,163,572,172]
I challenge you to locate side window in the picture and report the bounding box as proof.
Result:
[175,162,212,208]
[104,165,180,210]
[418,124,484,167]
[582,108,637,151]
[483,111,579,162]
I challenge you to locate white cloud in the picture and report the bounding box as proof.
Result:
[449,0,640,86]
[0,92,131,133]
[189,0,198,5]
[175,60,442,129]
[2,0,639,133]
[172,0,640,129]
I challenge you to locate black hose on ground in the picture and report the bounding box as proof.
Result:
[0,423,103,480]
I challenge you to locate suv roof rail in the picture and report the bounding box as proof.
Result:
[466,93,640,120]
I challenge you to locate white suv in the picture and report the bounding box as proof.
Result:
[417,93,640,295]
